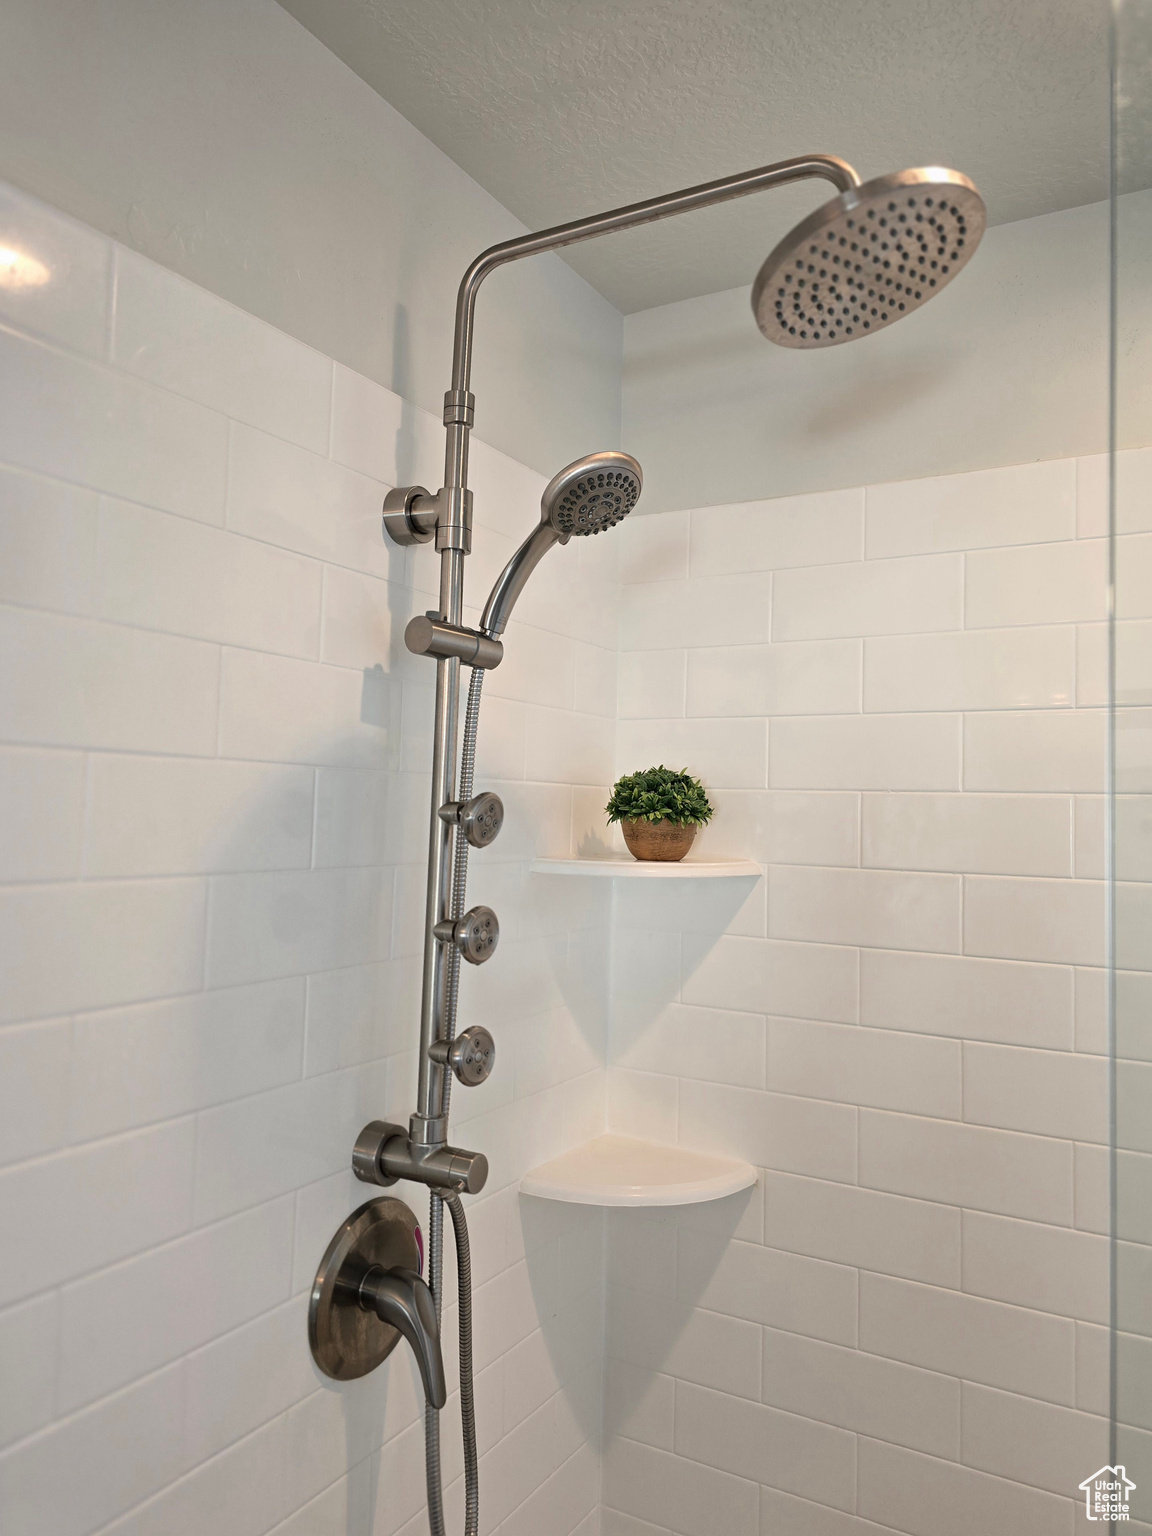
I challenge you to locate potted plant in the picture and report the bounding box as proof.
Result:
[606,765,715,862]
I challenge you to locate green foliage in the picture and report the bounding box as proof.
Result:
[605,765,714,827]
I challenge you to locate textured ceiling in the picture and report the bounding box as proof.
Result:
[276,0,1111,314]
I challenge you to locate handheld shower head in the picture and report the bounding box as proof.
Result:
[481,450,642,636]
[541,451,642,537]
[752,166,986,349]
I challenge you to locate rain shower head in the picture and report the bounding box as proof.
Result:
[481,450,642,636]
[752,167,986,349]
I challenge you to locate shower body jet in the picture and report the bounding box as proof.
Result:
[312,147,985,1536]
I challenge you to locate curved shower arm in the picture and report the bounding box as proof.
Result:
[448,153,860,399]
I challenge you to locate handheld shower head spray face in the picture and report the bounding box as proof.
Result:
[480,450,643,636]
[752,167,986,349]
[542,451,643,539]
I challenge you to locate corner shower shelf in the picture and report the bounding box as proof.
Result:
[520,1133,756,1208]
[529,857,761,879]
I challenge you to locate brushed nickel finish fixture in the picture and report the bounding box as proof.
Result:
[480,450,642,637]
[433,904,499,965]
[752,167,986,347]
[351,1119,489,1194]
[404,613,504,669]
[309,1197,444,1404]
[429,1024,497,1087]
[315,146,983,1536]
[382,483,439,546]
[442,791,504,849]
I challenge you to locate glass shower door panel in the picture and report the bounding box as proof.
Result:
[1113,0,1152,1514]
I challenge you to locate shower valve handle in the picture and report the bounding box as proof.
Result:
[359,1264,447,1408]
[429,1025,496,1087]
[434,905,499,964]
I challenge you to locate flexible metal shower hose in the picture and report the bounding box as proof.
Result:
[425,663,484,1536]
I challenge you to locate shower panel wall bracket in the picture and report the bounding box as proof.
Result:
[382,482,473,554]
[381,484,437,546]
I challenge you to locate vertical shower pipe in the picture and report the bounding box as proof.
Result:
[413,153,861,1145]
[412,423,470,1149]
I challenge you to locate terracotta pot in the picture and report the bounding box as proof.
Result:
[621,818,697,862]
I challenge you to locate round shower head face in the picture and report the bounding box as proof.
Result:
[752,167,986,349]
[543,451,643,538]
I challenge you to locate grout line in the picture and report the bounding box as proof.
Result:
[78,750,96,882]
[960,547,967,629]
[325,358,336,459]
[212,645,225,758]
[959,1037,966,1123]
[308,767,320,872]
[104,245,118,365]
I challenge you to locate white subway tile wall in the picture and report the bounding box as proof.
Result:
[0,183,610,1536]
[603,444,1120,1533]
[1,176,1141,1536]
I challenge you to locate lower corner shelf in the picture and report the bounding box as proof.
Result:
[519,1133,756,1208]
